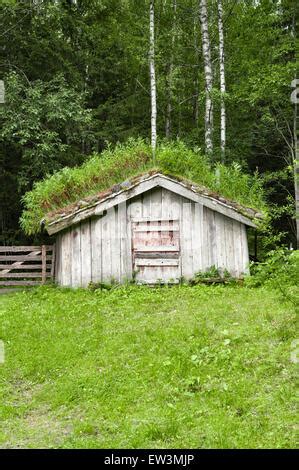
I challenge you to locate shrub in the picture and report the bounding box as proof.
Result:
[246,248,299,306]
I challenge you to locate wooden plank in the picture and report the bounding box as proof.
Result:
[241,225,249,274]
[111,206,121,282]
[128,200,143,280]
[101,209,111,282]
[41,245,46,284]
[232,220,243,277]
[118,201,130,281]
[191,202,203,273]
[214,212,226,273]
[134,251,179,259]
[61,231,72,286]
[125,205,133,281]
[222,215,229,272]
[142,191,151,218]
[54,235,61,284]
[80,220,91,287]
[202,206,210,270]
[203,207,213,271]
[135,259,179,267]
[0,281,42,286]
[91,215,102,283]
[129,197,143,220]
[131,217,179,223]
[133,225,179,232]
[0,255,51,261]
[198,201,205,272]
[0,246,53,252]
[224,217,235,276]
[208,208,217,267]
[150,187,162,218]
[129,204,140,284]
[0,264,46,270]
[181,199,193,278]
[161,187,173,219]
[51,243,56,280]
[71,225,81,287]
[164,194,182,284]
[0,272,51,278]
[133,246,179,252]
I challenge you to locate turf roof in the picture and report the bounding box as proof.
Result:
[45,170,263,235]
[20,140,267,235]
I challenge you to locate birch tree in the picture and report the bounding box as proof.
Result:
[165,0,177,139]
[291,8,299,248]
[199,0,213,154]
[149,0,157,161]
[291,78,299,248]
[217,0,226,162]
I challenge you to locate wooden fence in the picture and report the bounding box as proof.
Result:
[0,245,55,290]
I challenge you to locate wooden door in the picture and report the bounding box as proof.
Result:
[132,219,181,284]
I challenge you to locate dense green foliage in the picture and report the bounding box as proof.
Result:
[20,139,267,235]
[0,283,296,448]
[0,0,296,248]
[246,249,299,306]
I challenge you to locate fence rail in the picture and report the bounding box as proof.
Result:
[0,245,55,289]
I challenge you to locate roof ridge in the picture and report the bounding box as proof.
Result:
[44,170,263,235]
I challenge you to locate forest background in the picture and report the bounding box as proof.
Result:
[0,0,296,255]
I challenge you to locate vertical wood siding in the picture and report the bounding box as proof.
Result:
[55,187,250,286]
[80,220,91,287]
[71,225,81,287]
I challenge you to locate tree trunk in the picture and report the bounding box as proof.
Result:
[291,6,299,248]
[165,0,177,139]
[291,78,299,248]
[149,0,157,161]
[165,62,172,139]
[199,0,213,155]
[217,0,226,163]
[193,15,199,126]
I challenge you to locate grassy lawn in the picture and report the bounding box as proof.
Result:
[0,284,297,449]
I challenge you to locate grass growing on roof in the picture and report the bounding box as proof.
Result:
[0,284,296,448]
[20,139,267,235]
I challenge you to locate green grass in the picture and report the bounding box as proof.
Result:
[20,139,267,235]
[0,284,297,449]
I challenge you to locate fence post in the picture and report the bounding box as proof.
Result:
[41,245,46,284]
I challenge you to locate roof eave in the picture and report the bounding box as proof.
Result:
[45,173,259,235]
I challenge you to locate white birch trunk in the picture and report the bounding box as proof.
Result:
[199,0,213,154]
[165,0,177,139]
[292,78,299,248]
[291,9,299,248]
[149,0,157,161]
[218,0,226,163]
[193,15,199,126]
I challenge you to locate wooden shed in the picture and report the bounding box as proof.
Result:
[45,171,261,287]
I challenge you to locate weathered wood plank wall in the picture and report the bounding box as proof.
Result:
[55,187,249,287]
